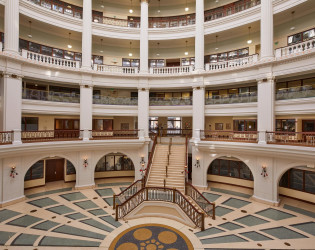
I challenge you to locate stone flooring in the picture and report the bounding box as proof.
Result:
[0,179,314,249]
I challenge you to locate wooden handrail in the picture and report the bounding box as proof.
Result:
[113,179,143,209]
[143,133,158,187]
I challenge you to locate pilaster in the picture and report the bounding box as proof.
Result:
[4,0,19,54]
[82,0,92,69]
[195,0,204,71]
[192,77,205,140]
[80,78,93,140]
[138,87,149,139]
[140,0,149,73]
[260,0,274,60]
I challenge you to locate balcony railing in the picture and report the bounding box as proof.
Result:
[149,97,192,106]
[205,92,257,105]
[275,38,315,58]
[90,130,139,140]
[22,50,80,69]
[22,130,82,142]
[94,16,140,28]
[153,129,192,137]
[266,131,315,147]
[93,96,138,106]
[200,130,258,143]
[93,64,139,74]
[0,131,13,145]
[276,86,315,100]
[113,179,143,209]
[23,89,80,103]
[205,54,258,71]
[150,65,193,74]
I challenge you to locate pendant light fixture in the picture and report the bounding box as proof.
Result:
[129,41,133,57]
[129,0,133,14]
[100,39,104,53]
[67,32,72,49]
[100,0,104,8]
[247,26,252,44]
[156,42,160,56]
[290,11,295,31]
[28,21,33,38]
[185,40,189,56]
[185,0,189,12]
[215,35,219,50]
[157,0,161,13]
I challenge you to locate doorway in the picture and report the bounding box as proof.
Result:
[45,159,65,182]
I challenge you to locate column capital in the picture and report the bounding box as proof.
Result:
[140,0,149,3]
[2,72,23,80]
[138,87,150,92]
[256,76,275,84]
[80,83,93,88]
[192,86,205,91]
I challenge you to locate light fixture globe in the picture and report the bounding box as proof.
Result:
[247,40,252,44]
[185,51,189,56]
[129,52,133,57]
[129,9,133,13]
[185,7,189,12]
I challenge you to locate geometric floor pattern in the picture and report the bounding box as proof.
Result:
[0,180,314,249]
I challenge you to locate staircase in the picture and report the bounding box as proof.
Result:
[146,142,186,193]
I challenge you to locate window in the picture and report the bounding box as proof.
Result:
[276,119,295,132]
[93,119,113,131]
[93,55,103,65]
[149,117,159,132]
[64,51,74,60]
[21,117,38,131]
[53,48,64,58]
[66,160,76,175]
[19,39,29,51]
[25,160,44,181]
[122,59,140,67]
[206,48,249,63]
[168,117,181,129]
[41,45,53,56]
[55,119,79,130]
[233,120,257,131]
[302,120,315,132]
[288,28,315,45]
[29,42,41,53]
[95,153,135,172]
[280,168,315,194]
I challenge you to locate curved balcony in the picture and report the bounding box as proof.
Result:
[205,92,257,105]
[93,96,138,106]
[276,86,315,100]
[150,65,194,75]
[149,97,192,106]
[22,89,80,103]
[93,64,139,75]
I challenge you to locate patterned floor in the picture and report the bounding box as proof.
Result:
[0,180,314,249]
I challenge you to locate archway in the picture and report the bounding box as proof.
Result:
[94,152,135,185]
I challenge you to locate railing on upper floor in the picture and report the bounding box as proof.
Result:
[0,131,14,145]
[90,130,139,140]
[266,131,315,147]
[200,130,258,143]
[115,186,205,231]
[21,130,82,142]
[93,64,139,74]
[205,92,257,105]
[205,54,258,71]
[150,65,193,74]
[22,50,80,69]
[149,97,192,106]
[185,182,215,220]
[276,86,315,100]
[93,96,138,106]
[22,88,80,103]
[94,16,140,28]
[113,179,143,209]
[143,133,158,187]
[158,129,193,137]
[275,38,315,58]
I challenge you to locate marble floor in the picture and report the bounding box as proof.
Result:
[0,179,314,249]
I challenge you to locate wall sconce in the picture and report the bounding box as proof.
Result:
[83,158,88,168]
[261,165,268,177]
[140,156,146,167]
[10,166,18,178]
[194,159,200,168]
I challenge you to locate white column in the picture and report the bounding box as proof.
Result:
[192,84,205,139]
[195,0,204,71]
[260,0,274,60]
[80,84,93,140]
[4,0,19,54]
[140,0,149,74]
[257,77,275,143]
[82,0,92,69]
[138,88,149,138]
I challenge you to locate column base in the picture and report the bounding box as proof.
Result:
[251,195,280,206]
[75,183,95,190]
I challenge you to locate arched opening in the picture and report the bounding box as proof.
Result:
[207,156,254,193]
[94,152,135,185]
[24,157,76,195]
[279,166,315,202]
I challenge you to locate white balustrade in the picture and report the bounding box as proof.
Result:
[22,50,80,68]
[275,38,315,58]
[93,64,139,74]
[150,65,193,74]
[102,17,128,27]
[205,54,258,71]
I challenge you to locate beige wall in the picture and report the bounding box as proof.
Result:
[205,116,234,131]
[182,117,192,129]
[279,187,315,202]
[113,116,136,130]
[207,175,254,189]
[95,170,135,179]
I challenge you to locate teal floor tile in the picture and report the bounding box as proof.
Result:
[0,231,15,245]
[53,225,105,240]
[218,222,244,231]
[95,188,114,197]
[283,204,315,219]
[195,227,225,237]
[65,213,87,220]
[202,192,221,202]
[80,219,113,232]
[290,222,315,236]
[0,209,21,223]
[256,208,295,221]
[26,188,72,199]
[39,236,100,247]
[74,200,98,210]
[201,234,248,244]
[28,197,58,208]
[103,197,113,206]
[11,233,40,246]
[100,216,121,227]
[46,205,75,215]
[240,231,273,241]
[221,198,251,209]
[210,187,251,199]
[234,215,269,226]
[88,209,108,216]
[98,182,131,187]
[215,206,234,217]
[261,226,308,239]
[7,215,42,227]
[120,187,126,192]
[32,220,60,231]
[60,192,87,201]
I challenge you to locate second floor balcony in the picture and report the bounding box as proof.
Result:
[22,89,80,103]
[205,92,257,105]
[149,97,192,106]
